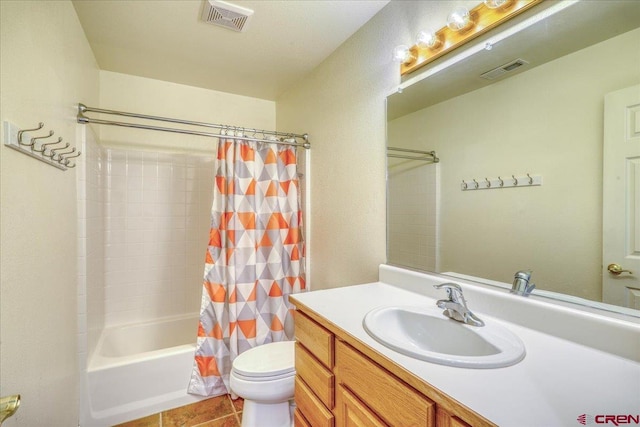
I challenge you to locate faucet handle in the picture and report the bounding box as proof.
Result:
[512,270,535,296]
[434,282,464,302]
[514,270,532,281]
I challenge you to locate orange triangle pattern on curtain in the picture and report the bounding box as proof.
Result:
[188,138,306,396]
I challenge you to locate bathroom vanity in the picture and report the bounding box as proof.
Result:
[292,305,491,427]
[290,265,640,426]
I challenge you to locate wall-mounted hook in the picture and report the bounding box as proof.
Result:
[27,130,55,149]
[473,179,479,189]
[498,176,504,187]
[45,143,70,159]
[527,173,533,185]
[52,145,74,162]
[512,175,518,186]
[59,148,81,164]
[17,122,44,145]
[22,130,53,148]
[485,177,491,188]
[462,180,468,190]
[32,136,63,153]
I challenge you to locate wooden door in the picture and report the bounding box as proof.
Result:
[603,84,640,308]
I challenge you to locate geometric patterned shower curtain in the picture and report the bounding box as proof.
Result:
[188,137,306,397]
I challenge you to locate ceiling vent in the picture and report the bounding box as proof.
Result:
[201,0,254,32]
[480,58,529,80]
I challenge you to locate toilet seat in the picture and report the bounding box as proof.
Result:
[231,341,295,381]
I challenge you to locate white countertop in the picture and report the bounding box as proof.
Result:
[292,267,640,427]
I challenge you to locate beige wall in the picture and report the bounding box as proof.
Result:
[99,71,276,153]
[276,1,458,289]
[0,1,99,426]
[388,28,640,301]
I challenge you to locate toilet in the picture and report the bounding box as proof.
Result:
[230,341,296,427]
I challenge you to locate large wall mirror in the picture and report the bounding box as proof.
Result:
[386,0,640,316]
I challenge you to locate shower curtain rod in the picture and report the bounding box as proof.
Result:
[387,146,439,162]
[76,104,310,149]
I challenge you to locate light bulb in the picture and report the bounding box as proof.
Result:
[447,7,472,31]
[416,30,439,49]
[392,45,414,64]
[484,0,510,9]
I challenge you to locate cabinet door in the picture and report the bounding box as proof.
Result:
[335,340,435,426]
[336,385,387,427]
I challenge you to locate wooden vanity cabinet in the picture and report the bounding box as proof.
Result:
[294,310,335,427]
[292,305,495,427]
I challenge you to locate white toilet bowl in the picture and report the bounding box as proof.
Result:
[230,341,296,427]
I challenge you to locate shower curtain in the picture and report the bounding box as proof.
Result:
[188,137,306,397]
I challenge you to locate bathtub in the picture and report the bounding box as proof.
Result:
[84,313,208,426]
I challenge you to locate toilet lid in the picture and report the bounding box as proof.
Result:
[232,341,295,379]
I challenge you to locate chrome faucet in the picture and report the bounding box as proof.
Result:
[511,270,535,297]
[434,283,484,327]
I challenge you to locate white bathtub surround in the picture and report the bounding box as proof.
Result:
[387,161,439,271]
[291,265,640,426]
[102,148,214,326]
[85,313,204,426]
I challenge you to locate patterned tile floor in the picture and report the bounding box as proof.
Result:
[114,395,244,427]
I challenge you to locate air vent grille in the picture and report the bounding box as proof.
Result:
[480,58,529,80]
[201,0,253,32]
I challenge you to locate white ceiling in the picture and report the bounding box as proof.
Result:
[72,0,390,101]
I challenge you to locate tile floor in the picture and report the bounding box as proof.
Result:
[114,395,243,427]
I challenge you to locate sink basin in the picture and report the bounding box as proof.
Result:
[363,305,525,368]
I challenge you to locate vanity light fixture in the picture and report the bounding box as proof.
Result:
[392,45,416,65]
[446,7,473,32]
[484,0,513,9]
[397,0,542,76]
[416,29,441,49]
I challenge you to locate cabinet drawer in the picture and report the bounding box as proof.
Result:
[296,342,334,408]
[295,311,334,368]
[336,340,435,427]
[295,377,334,427]
[294,409,312,427]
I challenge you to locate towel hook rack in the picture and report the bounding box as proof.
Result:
[461,173,542,191]
[4,121,79,171]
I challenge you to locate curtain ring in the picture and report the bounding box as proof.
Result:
[498,176,504,187]
[473,179,479,189]
[512,175,518,186]
[527,173,533,185]
[485,178,491,188]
